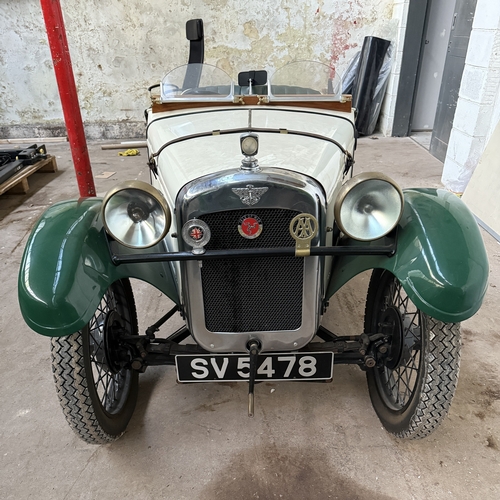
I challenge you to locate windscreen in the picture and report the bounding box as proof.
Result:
[269,61,342,101]
[160,63,234,102]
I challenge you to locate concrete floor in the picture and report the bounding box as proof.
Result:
[410,131,432,151]
[1,137,499,500]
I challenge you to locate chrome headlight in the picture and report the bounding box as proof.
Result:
[102,180,171,248]
[334,172,404,241]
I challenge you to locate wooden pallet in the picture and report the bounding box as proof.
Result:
[0,155,58,196]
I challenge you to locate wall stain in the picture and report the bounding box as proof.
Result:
[243,21,260,40]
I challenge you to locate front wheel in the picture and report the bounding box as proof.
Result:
[50,279,139,444]
[364,270,461,439]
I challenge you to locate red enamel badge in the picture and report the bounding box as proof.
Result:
[189,226,204,241]
[238,215,263,239]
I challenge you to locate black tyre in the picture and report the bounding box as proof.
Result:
[51,279,139,444]
[364,269,461,439]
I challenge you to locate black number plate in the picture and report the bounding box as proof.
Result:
[175,352,334,382]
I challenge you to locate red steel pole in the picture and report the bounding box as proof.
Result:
[40,0,96,197]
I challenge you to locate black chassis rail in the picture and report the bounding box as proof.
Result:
[121,315,390,373]
[120,320,390,419]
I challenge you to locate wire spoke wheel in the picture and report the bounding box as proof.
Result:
[376,282,421,411]
[364,270,461,439]
[51,279,139,444]
[86,291,133,415]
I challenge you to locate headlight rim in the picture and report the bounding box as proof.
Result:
[102,179,171,249]
[334,172,404,242]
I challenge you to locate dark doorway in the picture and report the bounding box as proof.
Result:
[411,0,457,133]
[392,0,476,163]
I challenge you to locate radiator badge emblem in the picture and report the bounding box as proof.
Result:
[238,214,263,239]
[289,213,319,257]
[232,185,268,206]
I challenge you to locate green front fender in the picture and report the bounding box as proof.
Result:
[326,188,489,323]
[18,198,180,337]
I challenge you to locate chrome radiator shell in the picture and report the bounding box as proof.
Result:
[176,168,325,353]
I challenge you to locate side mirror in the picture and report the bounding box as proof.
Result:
[238,70,267,95]
[238,70,267,87]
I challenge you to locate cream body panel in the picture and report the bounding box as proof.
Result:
[147,106,355,205]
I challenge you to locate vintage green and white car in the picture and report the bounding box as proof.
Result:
[18,25,488,444]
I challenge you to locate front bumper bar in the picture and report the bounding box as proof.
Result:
[110,241,396,265]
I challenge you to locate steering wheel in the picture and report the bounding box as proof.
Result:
[148,83,180,92]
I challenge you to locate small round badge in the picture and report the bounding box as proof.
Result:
[238,215,263,239]
[182,219,211,253]
[189,226,204,241]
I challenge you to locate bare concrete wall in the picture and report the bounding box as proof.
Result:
[379,0,408,136]
[1,0,398,139]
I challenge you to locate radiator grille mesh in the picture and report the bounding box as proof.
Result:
[198,209,304,332]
